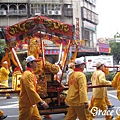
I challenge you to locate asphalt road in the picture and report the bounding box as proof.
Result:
[0,90,119,120]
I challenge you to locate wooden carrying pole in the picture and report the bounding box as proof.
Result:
[0,84,112,94]
[60,40,71,84]
[12,48,23,73]
[88,84,112,88]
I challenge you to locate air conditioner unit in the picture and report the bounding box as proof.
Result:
[55,10,61,15]
[35,12,41,16]
[2,10,6,15]
[47,10,55,15]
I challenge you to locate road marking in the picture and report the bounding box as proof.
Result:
[108,93,118,99]
[7,101,18,104]
[0,104,18,109]
[0,96,18,99]
[8,115,18,118]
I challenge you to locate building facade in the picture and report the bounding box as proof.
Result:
[0,0,98,56]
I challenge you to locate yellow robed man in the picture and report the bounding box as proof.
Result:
[65,57,90,120]
[0,61,11,99]
[0,61,10,87]
[111,71,120,120]
[19,55,49,120]
[90,62,113,120]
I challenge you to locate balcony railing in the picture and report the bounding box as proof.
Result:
[18,10,27,15]
[9,10,18,15]
[0,10,27,16]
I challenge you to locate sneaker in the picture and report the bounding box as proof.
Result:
[6,96,12,99]
[108,105,114,109]
[0,115,7,119]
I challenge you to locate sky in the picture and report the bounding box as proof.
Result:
[96,0,120,38]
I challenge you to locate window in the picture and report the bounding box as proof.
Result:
[83,29,89,41]
[41,4,46,14]
[85,40,90,47]
[83,8,87,19]
[82,28,94,47]
[92,0,96,6]
[87,10,91,20]
[54,5,61,10]
[48,4,61,11]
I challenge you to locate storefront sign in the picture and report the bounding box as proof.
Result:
[75,18,80,39]
[85,55,113,72]
[83,21,96,31]
[99,42,109,53]
[45,49,60,54]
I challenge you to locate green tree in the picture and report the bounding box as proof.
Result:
[0,39,6,61]
[109,40,120,64]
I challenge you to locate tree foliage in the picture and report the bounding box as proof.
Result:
[0,39,6,61]
[109,41,120,64]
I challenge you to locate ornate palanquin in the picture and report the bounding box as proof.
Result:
[1,15,75,115]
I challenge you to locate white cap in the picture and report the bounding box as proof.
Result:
[75,57,86,65]
[3,61,8,64]
[96,62,104,68]
[26,55,40,63]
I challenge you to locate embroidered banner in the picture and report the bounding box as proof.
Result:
[4,16,75,44]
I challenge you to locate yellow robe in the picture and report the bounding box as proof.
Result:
[90,70,112,120]
[111,72,120,120]
[19,70,42,120]
[65,71,90,120]
[112,72,120,100]
[65,71,88,106]
[0,67,10,87]
[91,70,111,98]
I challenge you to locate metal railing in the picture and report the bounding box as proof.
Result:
[0,10,27,16]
